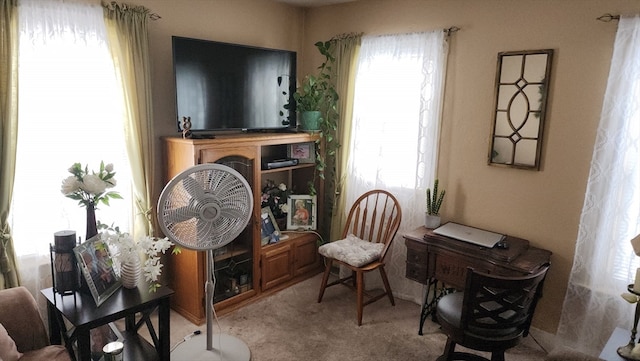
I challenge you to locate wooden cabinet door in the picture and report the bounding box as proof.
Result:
[293,234,320,276]
[261,244,293,291]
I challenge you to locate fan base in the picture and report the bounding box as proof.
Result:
[171,333,251,361]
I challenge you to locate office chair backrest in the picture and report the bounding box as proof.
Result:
[461,264,550,338]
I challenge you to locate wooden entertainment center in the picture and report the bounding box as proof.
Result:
[162,133,324,325]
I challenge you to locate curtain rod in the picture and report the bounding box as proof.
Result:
[597,13,620,22]
[444,26,460,36]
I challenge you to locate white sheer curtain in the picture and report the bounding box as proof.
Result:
[10,0,131,296]
[556,15,640,356]
[347,30,448,302]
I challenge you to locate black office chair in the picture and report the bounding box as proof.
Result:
[435,264,550,361]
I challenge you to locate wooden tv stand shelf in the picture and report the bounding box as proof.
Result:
[403,226,551,335]
[162,133,324,325]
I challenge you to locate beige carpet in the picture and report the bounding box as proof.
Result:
[164,273,549,361]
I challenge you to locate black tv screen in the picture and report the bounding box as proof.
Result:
[172,36,297,132]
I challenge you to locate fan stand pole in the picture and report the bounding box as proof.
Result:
[169,251,250,361]
[206,249,215,351]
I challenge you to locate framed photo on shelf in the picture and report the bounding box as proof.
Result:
[287,142,315,164]
[88,322,123,361]
[260,207,281,245]
[74,235,121,307]
[287,195,317,230]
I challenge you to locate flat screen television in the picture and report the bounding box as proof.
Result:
[172,36,297,133]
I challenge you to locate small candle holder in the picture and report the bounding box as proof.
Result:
[49,230,80,306]
[618,284,640,360]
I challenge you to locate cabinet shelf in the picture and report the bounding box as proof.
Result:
[213,247,250,262]
[261,163,315,174]
[261,231,317,249]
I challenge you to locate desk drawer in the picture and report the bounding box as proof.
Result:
[405,239,428,263]
[405,262,429,284]
[406,247,428,264]
[434,251,494,289]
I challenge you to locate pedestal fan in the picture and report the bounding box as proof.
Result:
[157,163,253,361]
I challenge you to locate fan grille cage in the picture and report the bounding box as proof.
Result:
[158,164,253,251]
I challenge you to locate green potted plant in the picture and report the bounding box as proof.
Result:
[426,179,445,229]
[287,41,339,134]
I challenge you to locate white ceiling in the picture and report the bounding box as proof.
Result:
[276,0,357,7]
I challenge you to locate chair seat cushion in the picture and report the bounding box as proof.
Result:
[318,234,384,267]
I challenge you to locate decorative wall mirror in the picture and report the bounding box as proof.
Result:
[488,49,553,170]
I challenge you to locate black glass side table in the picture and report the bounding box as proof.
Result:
[41,285,173,361]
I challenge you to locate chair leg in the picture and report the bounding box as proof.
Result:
[356,270,364,326]
[378,266,395,306]
[435,337,456,361]
[318,259,333,303]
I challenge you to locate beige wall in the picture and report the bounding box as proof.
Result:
[135,0,640,335]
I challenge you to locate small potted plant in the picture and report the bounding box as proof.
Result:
[426,179,445,229]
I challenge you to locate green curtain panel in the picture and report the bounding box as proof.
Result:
[103,2,156,239]
[327,33,361,243]
[0,0,20,289]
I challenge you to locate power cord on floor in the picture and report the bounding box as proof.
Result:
[170,329,202,352]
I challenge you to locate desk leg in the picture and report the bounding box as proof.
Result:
[418,278,454,335]
[76,328,91,361]
[46,301,62,345]
[419,278,438,335]
[46,299,76,361]
[158,297,170,361]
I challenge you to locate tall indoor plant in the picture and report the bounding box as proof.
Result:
[287,41,339,196]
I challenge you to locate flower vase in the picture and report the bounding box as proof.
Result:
[86,204,98,240]
[276,216,287,231]
[120,256,142,289]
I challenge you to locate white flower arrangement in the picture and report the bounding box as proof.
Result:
[99,224,175,292]
[61,161,122,208]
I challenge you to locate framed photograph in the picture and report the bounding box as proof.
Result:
[261,207,281,245]
[74,235,121,307]
[88,323,122,361]
[287,195,317,230]
[287,142,315,164]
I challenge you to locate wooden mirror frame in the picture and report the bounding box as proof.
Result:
[488,49,553,170]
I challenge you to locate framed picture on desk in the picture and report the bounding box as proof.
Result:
[74,235,121,307]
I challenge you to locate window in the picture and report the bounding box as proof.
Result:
[347,31,447,202]
[10,2,132,268]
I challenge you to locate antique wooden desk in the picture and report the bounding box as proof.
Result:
[403,226,552,335]
[42,285,173,361]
